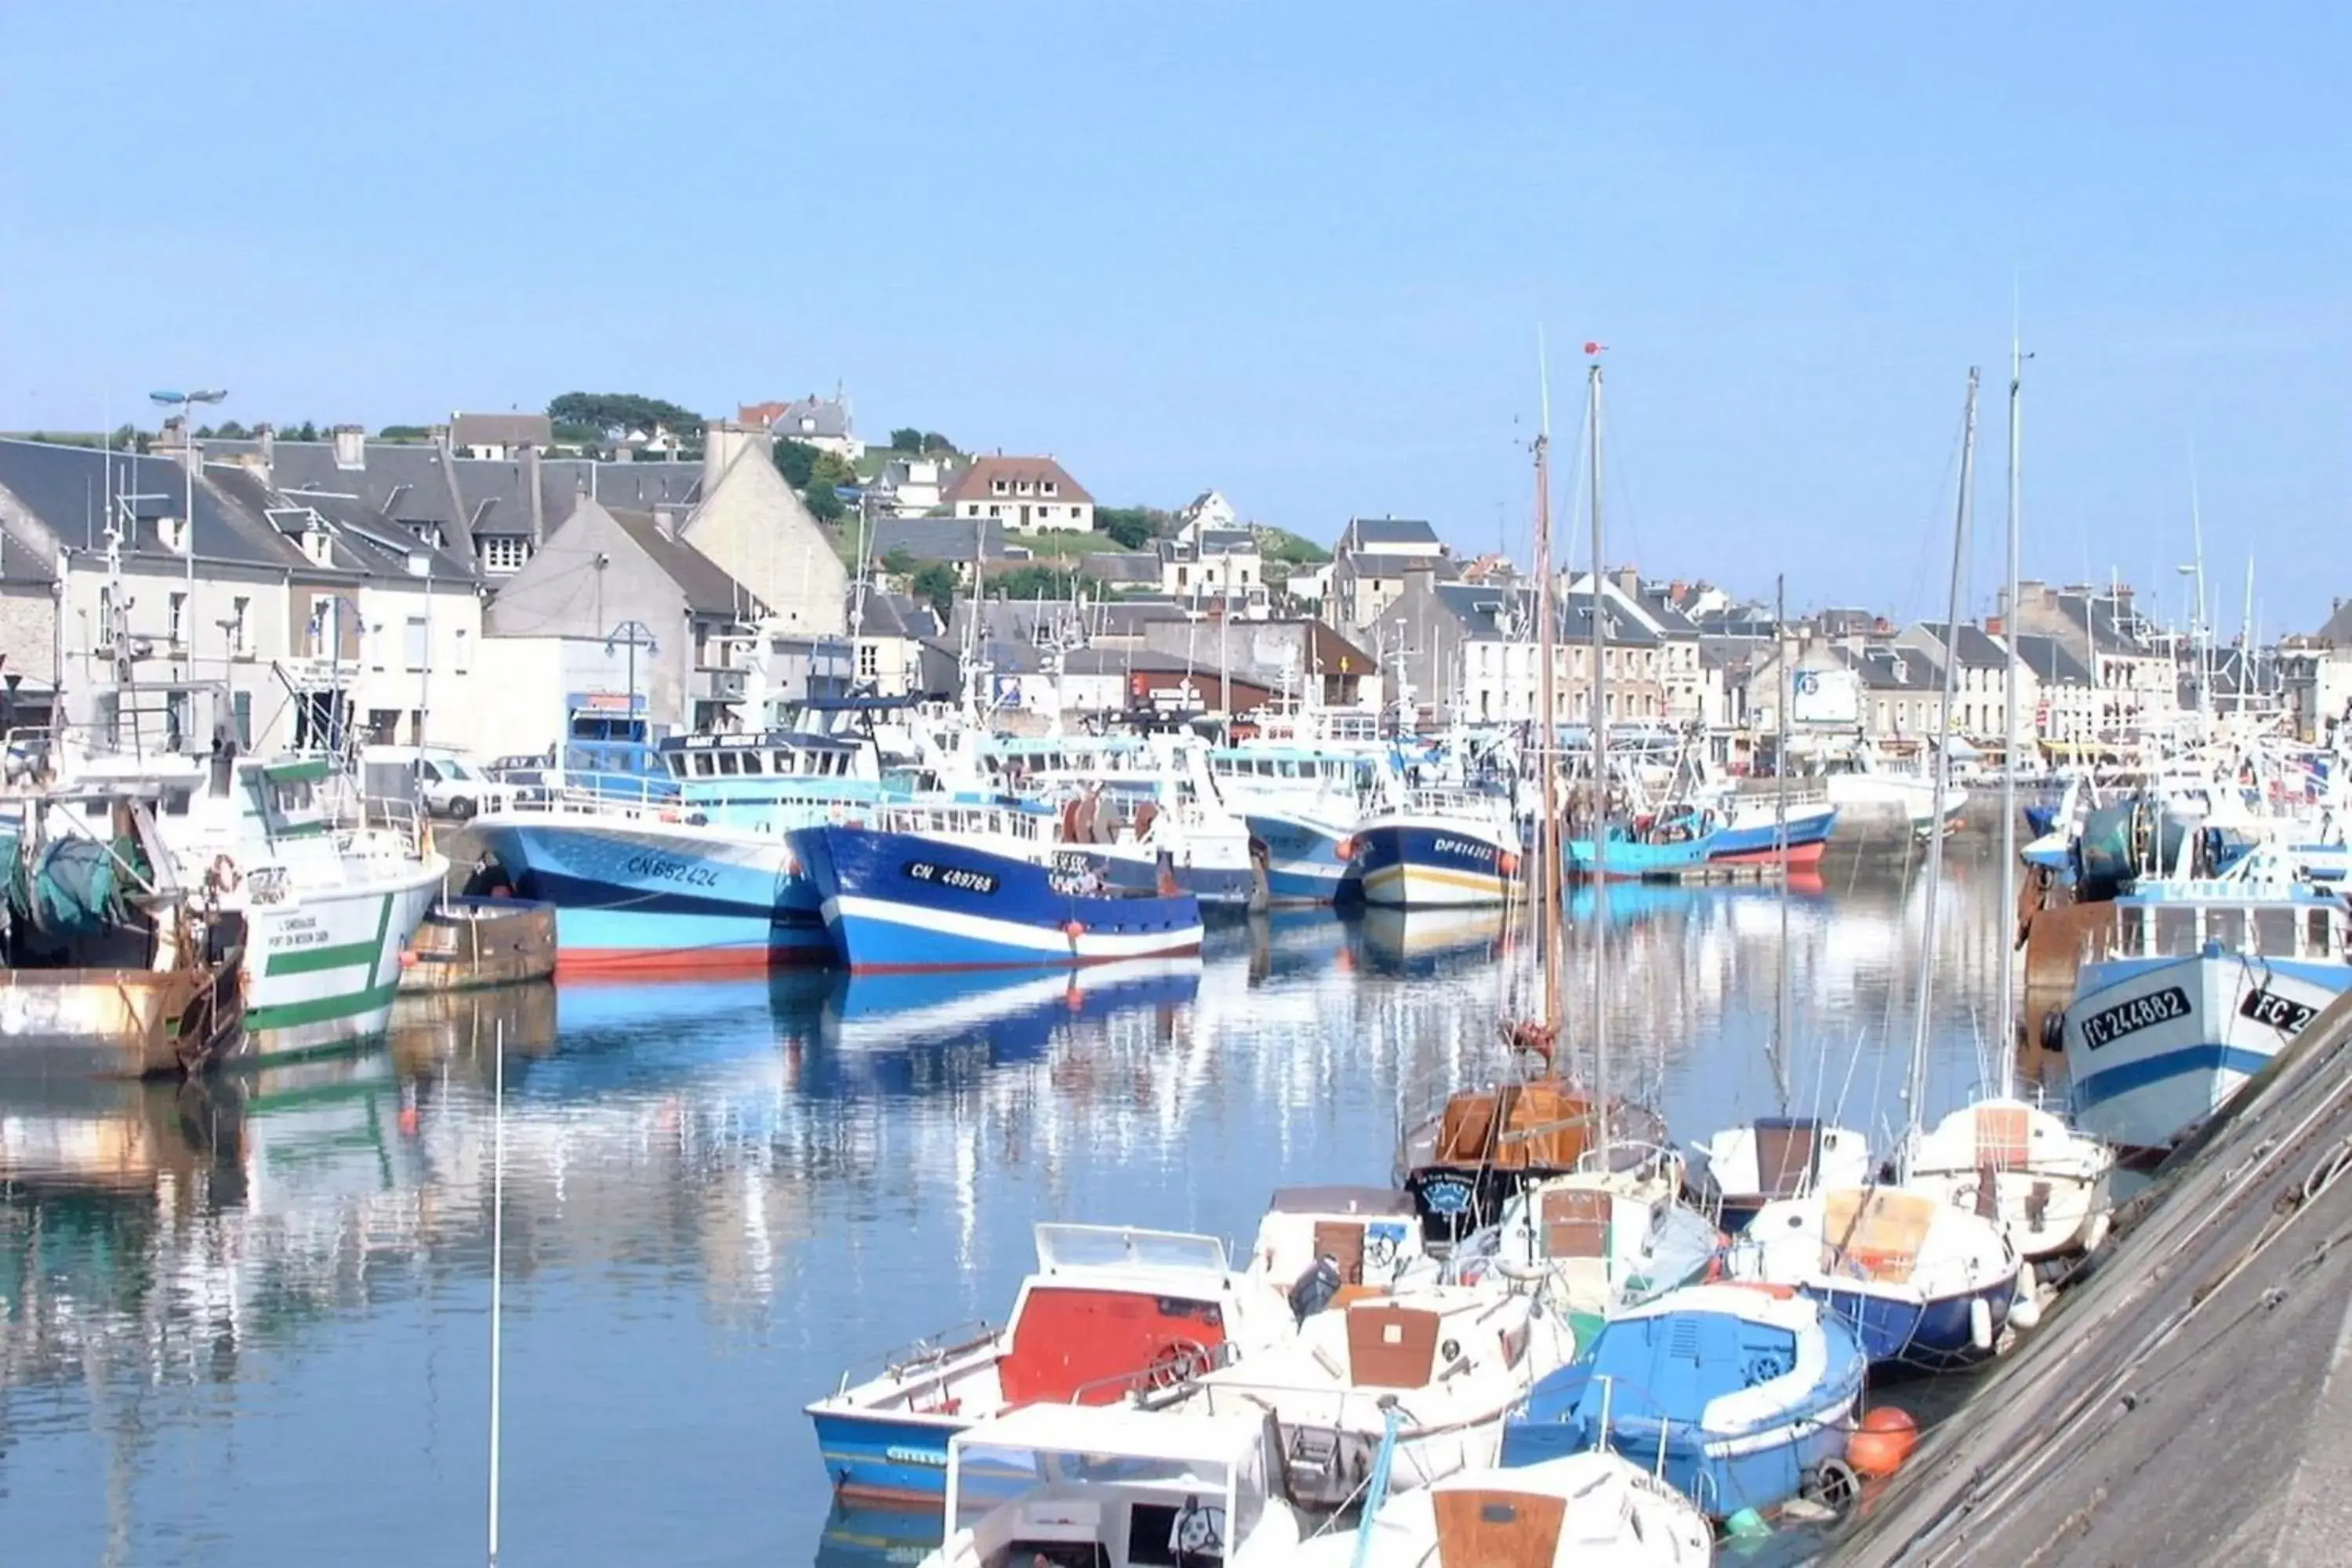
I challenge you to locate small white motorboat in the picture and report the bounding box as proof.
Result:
[1294,1452,1715,1566]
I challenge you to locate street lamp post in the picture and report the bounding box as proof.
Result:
[604,620,657,742]
[149,389,227,680]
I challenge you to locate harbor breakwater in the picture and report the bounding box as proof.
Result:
[1827,987,2352,1566]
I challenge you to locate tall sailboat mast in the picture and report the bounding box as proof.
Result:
[1587,349,1610,1150]
[1997,335,2023,1095]
[1903,368,1980,1185]
[1772,573,1791,1112]
[1533,337,1564,1031]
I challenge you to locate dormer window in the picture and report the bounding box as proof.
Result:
[304,529,335,566]
[1015,480,1033,495]
[1041,481,1058,496]
[165,515,191,555]
[992,478,1009,495]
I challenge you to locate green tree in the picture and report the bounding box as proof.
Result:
[774,439,818,488]
[990,564,1079,602]
[804,484,846,524]
[889,426,924,452]
[546,392,702,440]
[1097,506,1156,550]
[215,420,249,439]
[921,431,956,454]
[881,546,917,578]
[379,424,434,441]
[291,421,319,441]
[911,561,960,620]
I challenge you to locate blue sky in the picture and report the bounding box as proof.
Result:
[2,3,2346,630]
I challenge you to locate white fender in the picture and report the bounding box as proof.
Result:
[2009,1290,2044,1333]
[1969,1296,1995,1351]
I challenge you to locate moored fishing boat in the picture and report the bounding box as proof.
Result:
[1704,795,1838,866]
[1352,787,1523,908]
[2060,877,2349,1158]
[1564,818,1718,880]
[793,802,1201,973]
[1501,1281,1866,1522]
[806,1224,1290,1502]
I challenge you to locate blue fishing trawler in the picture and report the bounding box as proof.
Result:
[1564,818,1718,880]
[791,803,1202,973]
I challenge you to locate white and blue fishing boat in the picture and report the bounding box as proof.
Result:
[1352,787,1523,908]
[792,801,1202,973]
[1564,818,1717,880]
[1501,1282,1866,1519]
[1208,742,1387,904]
[805,1225,1291,1503]
[471,731,887,975]
[2060,863,2350,1157]
[980,733,1261,910]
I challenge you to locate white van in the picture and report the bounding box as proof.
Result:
[360,746,504,820]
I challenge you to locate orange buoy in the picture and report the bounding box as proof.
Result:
[397,1105,421,1138]
[1062,920,1087,938]
[1498,851,1522,877]
[1332,837,1359,862]
[1847,1406,1919,1478]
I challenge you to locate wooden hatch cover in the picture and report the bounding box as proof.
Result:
[1754,1120,1820,1200]
[1435,1090,1501,1164]
[1345,1302,1441,1388]
[1973,1103,2031,1171]
[1501,1082,1593,1172]
[1822,1188,1935,1285]
[1312,1219,1367,1285]
[1433,1486,1566,1568]
[1539,1185,1611,1261]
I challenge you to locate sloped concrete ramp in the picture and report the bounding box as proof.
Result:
[1830,990,2352,1567]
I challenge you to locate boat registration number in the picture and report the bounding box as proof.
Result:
[2240,987,2318,1035]
[903,861,997,896]
[2078,985,2191,1048]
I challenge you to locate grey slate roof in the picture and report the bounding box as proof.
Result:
[2010,633,2094,687]
[1842,643,1940,691]
[2315,600,2352,644]
[1916,621,2009,670]
[606,508,760,619]
[2056,590,2158,655]
[1431,583,1662,645]
[872,515,1011,563]
[1079,551,1161,584]
[1339,517,1442,553]
[854,591,940,641]
[451,412,552,449]
[0,440,296,569]
[1336,551,1460,582]
[206,466,474,583]
[768,397,851,441]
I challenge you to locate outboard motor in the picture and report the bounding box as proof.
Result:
[1287,1255,1343,1323]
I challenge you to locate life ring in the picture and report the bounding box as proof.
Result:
[210,854,242,892]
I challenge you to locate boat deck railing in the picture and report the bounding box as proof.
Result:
[826,1320,1000,1396]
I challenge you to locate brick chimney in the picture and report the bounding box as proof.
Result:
[1985,613,2005,637]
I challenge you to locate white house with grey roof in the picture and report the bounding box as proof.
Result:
[1898,621,2016,744]
[1330,517,1453,633]
[0,437,490,757]
[1363,562,1704,728]
[944,456,1094,535]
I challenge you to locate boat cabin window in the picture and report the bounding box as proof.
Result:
[771,751,793,775]
[716,752,739,776]
[738,750,763,775]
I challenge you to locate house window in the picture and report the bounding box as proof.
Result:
[1042,481,1058,496]
[230,597,251,658]
[988,505,1001,517]
[403,521,444,548]
[404,617,428,671]
[992,478,1008,495]
[482,535,530,574]
[858,642,879,678]
[168,592,187,649]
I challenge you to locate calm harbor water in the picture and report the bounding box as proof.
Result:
[1,834,2031,1566]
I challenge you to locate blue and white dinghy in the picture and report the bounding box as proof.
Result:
[1500,1282,1866,1519]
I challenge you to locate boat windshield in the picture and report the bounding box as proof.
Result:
[953,1442,1234,1515]
[1035,1224,1229,1275]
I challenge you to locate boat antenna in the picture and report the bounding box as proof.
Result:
[1903,368,1979,1185]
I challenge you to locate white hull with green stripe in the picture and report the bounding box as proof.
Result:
[239,865,444,1057]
